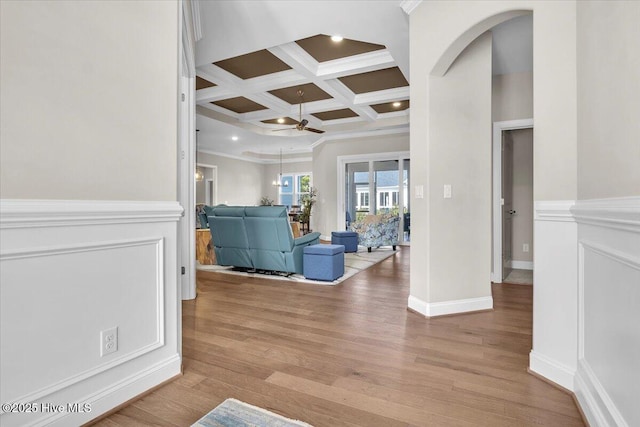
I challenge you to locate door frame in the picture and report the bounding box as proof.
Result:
[492,119,533,283]
[178,0,201,301]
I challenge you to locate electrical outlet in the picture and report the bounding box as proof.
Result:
[100,327,118,357]
[523,243,529,253]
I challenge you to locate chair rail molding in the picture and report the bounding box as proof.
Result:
[0,199,183,228]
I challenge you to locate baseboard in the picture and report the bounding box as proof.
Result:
[574,359,628,427]
[509,260,534,270]
[529,350,575,391]
[56,355,181,426]
[408,294,493,318]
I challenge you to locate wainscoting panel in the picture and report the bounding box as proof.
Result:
[530,200,578,391]
[0,200,183,426]
[573,197,640,427]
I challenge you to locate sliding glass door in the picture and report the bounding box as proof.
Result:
[342,154,410,244]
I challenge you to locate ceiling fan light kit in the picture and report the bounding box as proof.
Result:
[272,89,325,135]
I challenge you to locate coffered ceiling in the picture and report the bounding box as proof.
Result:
[194,1,411,160]
[194,2,532,161]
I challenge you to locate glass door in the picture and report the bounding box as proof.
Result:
[343,156,410,245]
[345,162,369,230]
[373,160,400,215]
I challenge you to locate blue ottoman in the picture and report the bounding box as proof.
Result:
[331,231,358,253]
[303,244,345,281]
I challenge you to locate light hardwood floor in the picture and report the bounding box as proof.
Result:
[95,247,584,426]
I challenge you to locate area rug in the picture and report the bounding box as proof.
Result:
[196,247,397,285]
[192,398,313,427]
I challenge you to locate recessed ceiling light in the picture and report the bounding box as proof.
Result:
[330,35,344,42]
[231,136,238,141]
[277,118,285,124]
[392,101,402,108]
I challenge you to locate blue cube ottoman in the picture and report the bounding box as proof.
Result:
[303,244,345,281]
[331,231,358,253]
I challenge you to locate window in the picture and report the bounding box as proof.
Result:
[357,190,369,210]
[279,173,311,209]
[379,191,389,208]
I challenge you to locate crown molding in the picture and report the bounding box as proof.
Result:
[198,149,311,165]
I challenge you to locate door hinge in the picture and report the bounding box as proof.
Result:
[181,266,186,275]
[181,93,185,102]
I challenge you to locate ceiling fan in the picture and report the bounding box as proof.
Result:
[273,90,324,134]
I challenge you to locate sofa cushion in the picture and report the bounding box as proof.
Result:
[245,206,287,217]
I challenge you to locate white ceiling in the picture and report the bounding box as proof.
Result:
[194,2,532,161]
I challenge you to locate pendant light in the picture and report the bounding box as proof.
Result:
[272,149,289,187]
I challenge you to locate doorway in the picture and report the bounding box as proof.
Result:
[492,119,533,283]
[195,163,218,206]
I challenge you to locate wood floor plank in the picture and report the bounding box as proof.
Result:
[95,247,584,426]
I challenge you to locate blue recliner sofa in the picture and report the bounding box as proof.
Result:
[207,205,320,274]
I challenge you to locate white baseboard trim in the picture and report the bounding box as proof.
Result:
[408,294,493,318]
[529,350,575,391]
[574,359,628,427]
[508,260,534,270]
[47,354,181,426]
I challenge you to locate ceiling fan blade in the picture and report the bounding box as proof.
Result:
[305,127,325,134]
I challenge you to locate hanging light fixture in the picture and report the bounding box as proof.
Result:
[272,149,289,187]
[195,129,204,182]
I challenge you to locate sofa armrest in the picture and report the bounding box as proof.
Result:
[293,232,321,247]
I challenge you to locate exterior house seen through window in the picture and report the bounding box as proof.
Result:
[279,173,311,209]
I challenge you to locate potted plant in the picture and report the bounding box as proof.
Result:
[260,196,274,206]
[299,186,317,232]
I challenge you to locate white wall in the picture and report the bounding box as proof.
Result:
[421,31,493,311]
[577,1,640,200]
[0,2,181,425]
[197,152,265,206]
[492,72,533,122]
[312,133,409,237]
[0,1,178,201]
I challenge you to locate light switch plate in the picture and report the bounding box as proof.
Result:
[444,185,452,199]
[415,185,424,199]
